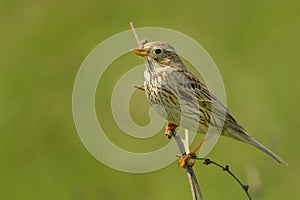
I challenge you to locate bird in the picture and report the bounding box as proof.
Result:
[131,41,287,167]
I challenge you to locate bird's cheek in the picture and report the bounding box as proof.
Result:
[160,58,173,66]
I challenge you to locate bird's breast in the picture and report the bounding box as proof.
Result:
[144,75,182,125]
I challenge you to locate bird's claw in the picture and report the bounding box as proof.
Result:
[165,123,177,139]
[165,130,175,139]
[180,153,195,168]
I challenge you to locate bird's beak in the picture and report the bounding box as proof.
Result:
[131,48,148,57]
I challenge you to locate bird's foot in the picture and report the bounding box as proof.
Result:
[165,130,174,139]
[165,123,178,139]
[180,153,195,168]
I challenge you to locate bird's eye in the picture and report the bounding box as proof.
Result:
[153,48,162,55]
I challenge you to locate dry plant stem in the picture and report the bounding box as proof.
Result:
[174,133,204,200]
[130,22,142,48]
[194,157,252,200]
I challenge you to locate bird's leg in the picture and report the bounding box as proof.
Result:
[165,123,207,168]
[190,138,207,155]
[180,139,207,168]
[165,123,178,139]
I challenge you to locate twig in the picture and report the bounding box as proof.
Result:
[194,157,252,200]
[130,22,142,48]
[174,132,203,200]
[134,85,145,91]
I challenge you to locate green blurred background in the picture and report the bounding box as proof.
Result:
[1,0,299,199]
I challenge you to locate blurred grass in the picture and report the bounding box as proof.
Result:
[1,0,300,199]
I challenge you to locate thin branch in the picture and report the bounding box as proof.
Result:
[130,22,142,48]
[194,157,252,200]
[173,132,203,200]
[134,85,145,91]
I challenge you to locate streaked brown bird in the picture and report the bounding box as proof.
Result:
[132,41,287,167]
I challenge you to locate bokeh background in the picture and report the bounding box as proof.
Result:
[1,0,299,199]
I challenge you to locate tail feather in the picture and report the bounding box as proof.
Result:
[228,131,288,166]
[249,137,288,166]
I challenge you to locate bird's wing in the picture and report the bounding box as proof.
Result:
[178,70,245,133]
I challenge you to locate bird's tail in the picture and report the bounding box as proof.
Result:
[228,130,288,166]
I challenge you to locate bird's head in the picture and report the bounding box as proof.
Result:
[131,41,185,70]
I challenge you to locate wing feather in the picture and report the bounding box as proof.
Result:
[180,70,245,133]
